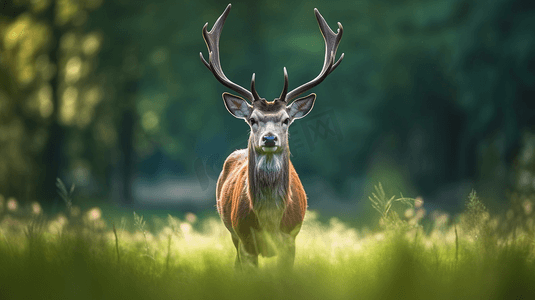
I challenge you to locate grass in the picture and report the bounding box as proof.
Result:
[0,183,535,299]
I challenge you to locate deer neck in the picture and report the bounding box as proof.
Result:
[247,137,290,211]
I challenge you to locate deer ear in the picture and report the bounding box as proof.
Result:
[287,93,316,119]
[222,92,253,119]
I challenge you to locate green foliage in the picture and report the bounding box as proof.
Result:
[134,211,155,262]
[369,183,415,228]
[56,178,75,216]
[1,186,535,299]
[2,0,534,204]
[463,190,489,232]
[459,190,501,257]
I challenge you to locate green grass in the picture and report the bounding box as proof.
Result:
[1,186,535,299]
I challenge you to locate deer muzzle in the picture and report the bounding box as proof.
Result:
[261,135,279,152]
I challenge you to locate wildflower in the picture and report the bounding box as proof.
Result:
[404,208,414,219]
[415,197,424,208]
[185,212,197,224]
[87,207,102,221]
[31,202,42,215]
[180,222,192,234]
[160,226,173,238]
[56,215,67,226]
[49,215,68,232]
[523,200,532,215]
[415,208,426,221]
[7,197,17,211]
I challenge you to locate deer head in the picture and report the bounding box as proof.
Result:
[200,4,343,156]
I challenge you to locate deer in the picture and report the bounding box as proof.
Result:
[200,3,343,268]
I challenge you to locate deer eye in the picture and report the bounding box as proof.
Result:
[249,118,256,125]
[282,118,290,125]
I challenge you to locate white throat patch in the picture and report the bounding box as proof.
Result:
[255,154,283,174]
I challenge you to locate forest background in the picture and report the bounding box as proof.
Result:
[1,0,534,224]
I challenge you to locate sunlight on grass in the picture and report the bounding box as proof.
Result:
[0,183,535,299]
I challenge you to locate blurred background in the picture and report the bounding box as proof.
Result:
[0,0,534,224]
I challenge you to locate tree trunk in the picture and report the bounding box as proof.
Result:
[40,0,66,205]
[116,79,138,206]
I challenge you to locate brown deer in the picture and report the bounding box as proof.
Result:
[200,4,343,268]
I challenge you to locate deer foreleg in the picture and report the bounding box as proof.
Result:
[236,240,258,269]
[277,233,296,269]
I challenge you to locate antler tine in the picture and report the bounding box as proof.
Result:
[285,8,344,102]
[200,4,254,102]
[279,67,289,102]
[250,73,261,101]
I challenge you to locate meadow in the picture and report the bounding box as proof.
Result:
[1,182,534,300]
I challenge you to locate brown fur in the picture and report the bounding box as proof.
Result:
[216,145,307,266]
[252,99,286,112]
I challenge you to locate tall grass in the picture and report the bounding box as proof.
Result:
[0,182,534,299]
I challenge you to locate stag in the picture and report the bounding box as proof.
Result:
[200,4,343,268]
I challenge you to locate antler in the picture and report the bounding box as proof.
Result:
[282,8,344,103]
[200,4,260,102]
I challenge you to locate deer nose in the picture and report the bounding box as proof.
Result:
[262,135,277,147]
